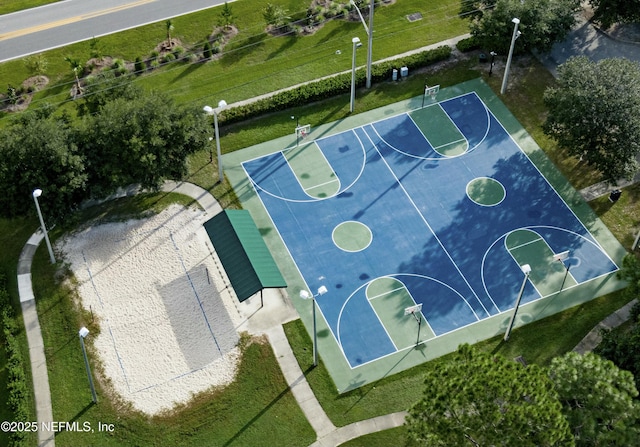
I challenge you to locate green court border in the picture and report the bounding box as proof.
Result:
[223,78,627,393]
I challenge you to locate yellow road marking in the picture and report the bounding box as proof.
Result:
[0,0,156,41]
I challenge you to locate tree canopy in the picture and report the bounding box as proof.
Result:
[466,0,580,54]
[0,85,210,221]
[406,344,574,446]
[590,0,640,29]
[549,351,640,446]
[0,112,86,221]
[543,56,640,183]
[79,91,210,198]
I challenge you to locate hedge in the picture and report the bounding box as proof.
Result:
[0,272,28,447]
[456,36,481,53]
[220,45,452,125]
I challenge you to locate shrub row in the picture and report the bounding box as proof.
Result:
[220,45,452,125]
[456,36,481,53]
[0,273,28,447]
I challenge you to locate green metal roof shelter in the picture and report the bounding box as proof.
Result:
[203,210,287,303]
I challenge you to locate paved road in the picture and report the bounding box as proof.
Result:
[538,10,640,76]
[0,0,227,63]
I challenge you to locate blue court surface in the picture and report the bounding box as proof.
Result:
[225,79,625,390]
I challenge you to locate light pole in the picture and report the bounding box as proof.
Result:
[32,189,55,264]
[350,36,361,113]
[203,99,227,183]
[79,327,97,403]
[489,51,497,76]
[553,250,571,292]
[504,264,531,341]
[500,18,521,94]
[350,0,374,89]
[299,285,328,366]
[292,115,299,146]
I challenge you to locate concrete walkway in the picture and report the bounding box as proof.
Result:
[17,12,640,446]
[17,231,55,447]
[573,299,638,354]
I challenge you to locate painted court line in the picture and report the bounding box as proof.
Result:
[507,236,544,252]
[366,285,406,301]
[303,178,339,192]
[363,125,491,319]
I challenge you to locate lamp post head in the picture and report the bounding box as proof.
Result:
[300,285,328,299]
[33,188,42,198]
[512,17,520,24]
[352,36,361,45]
[203,105,214,115]
[218,99,227,109]
[521,264,532,275]
[79,326,90,338]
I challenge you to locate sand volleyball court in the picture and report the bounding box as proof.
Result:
[59,204,242,414]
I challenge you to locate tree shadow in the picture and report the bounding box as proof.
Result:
[170,60,205,85]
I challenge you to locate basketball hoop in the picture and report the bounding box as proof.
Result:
[422,84,440,108]
[405,303,424,346]
[295,124,311,146]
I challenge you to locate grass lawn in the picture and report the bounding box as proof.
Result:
[0,0,468,124]
[590,182,640,250]
[0,0,58,16]
[4,53,634,446]
[1,1,636,445]
[339,425,407,447]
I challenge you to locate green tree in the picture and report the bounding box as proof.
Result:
[64,55,84,96]
[469,0,580,54]
[549,352,640,446]
[459,0,497,21]
[89,36,103,60]
[165,19,174,48]
[262,3,290,30]
[203,41,213,59]
[616,253,640,297]
[218,2,234,30]
[78,91,210,197]
[406,344,574,447]
[76,71,143,117]
[543,57,640,183]
[0,112,87,220]
[595,319,640,393]
[23,53,48,76]
[590,0,640,29]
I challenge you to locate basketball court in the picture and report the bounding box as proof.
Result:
[223,78,626,393]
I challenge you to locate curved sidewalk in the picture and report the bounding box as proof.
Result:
[17,231,55,447]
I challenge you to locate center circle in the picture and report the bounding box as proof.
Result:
[332,221,373,252]
[466,177,506,206]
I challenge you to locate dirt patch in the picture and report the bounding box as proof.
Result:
[205,26,239,60]
[0,75,49,113]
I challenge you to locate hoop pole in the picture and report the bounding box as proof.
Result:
[504,267,530,341]
[559,263,570,292]
[633,228,640,250]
